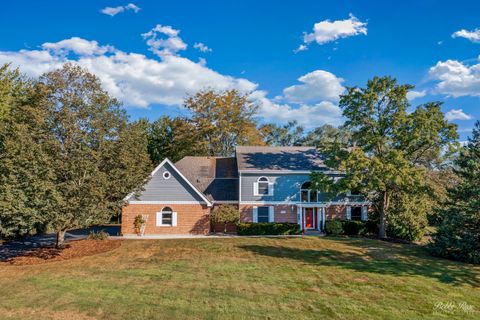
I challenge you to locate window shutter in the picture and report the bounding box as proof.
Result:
[172,212,177,226]
[361,206,368,221]
[156,212,162,226]
[346,206,352,220]
[253,182,259,196]
[268,206,274,223]
[253,206,258,223]
[268,182,274,196]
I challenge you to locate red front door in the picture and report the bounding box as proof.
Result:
[305,208,314,229]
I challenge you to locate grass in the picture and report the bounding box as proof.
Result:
[0,236,479,319]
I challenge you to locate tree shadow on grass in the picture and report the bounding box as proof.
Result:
[238,239,479,287]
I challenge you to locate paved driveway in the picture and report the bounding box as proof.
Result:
[0,225,120,260]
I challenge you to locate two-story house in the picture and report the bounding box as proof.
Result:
[121,146,370,235]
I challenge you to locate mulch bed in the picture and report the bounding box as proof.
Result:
[0,239,122,266]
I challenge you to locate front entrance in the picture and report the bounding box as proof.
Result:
[305,208,315,229]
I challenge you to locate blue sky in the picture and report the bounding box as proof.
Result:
[1,0,479,140]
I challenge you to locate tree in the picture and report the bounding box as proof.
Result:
[0,64,55,238]
[429,121,480,264]
[147,116,207,164]
[303,124,351,153]
[211,205,239,233]
[317,76,457,239]
[259,120,304,146]
[0,63,151,247]
[184,89,264,156]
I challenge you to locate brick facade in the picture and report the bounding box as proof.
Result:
[325,205,347,220]
[239,204,298,223]
[121,204,210,235]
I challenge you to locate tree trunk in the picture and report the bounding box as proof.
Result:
[378,191,389,239]
[56,230,66,248]
[224,223,227,234]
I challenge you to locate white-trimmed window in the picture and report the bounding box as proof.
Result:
[254,176,274,196]
[156,207,177,226]
[253,206,274,223]
[300,181,318,203]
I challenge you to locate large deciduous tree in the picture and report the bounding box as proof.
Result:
[184,89,264,156]
[0,63,151,247]
[147,116,207,164]
[325,76,457,239]
[259,120,305,146]
[429,121,480,264]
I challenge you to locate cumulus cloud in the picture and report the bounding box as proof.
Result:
[296,14,367,52]
[283,70,344,103]
[445,109,473,121]
[141,24,187,57]
[452,28,480,43]
[0,36,256,108]
[252,90,343,128]
[101,3,141,16]
[429,58,480,97]
[194,42,212,53]
[406,89,427,101]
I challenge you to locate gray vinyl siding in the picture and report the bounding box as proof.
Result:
[240,173,308,202]
[240,172,357,203]
[130,162,205,202]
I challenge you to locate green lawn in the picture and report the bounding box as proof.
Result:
[0,237,479,319]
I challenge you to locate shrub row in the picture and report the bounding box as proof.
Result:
[236,222,302,236]
[325,219,377,236]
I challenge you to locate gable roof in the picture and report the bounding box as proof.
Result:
[175,157,238,202]
[127,158,213,206]
[235,146,328,172]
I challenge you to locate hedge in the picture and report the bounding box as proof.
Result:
[325,219,373,236]
[236,222,302,236]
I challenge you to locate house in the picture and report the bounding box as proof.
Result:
[121,146,370,235]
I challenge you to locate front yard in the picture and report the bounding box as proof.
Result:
[0,236,478,319]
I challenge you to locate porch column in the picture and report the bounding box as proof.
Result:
[317,207,321,231]
[302,208,306,230]
[296,206,302,230]
[322,207,326,230]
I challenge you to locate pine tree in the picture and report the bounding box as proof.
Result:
[429,121,480,263]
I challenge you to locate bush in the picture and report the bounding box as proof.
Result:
[342,220,366,235]
[236,223,301,236]
[87,230,109,240]
[211,205,239,233]
[364,219,379,235]
[325,220,343,235]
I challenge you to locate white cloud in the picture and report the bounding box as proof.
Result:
[42,37,114,56]
[0,36,256,108]
[283,70,344,103]
[452,28,480,43]
[429,58,480,97]
[194,42,212,53]
[296,14,367,52]
[252,90,343,128]
[142,24,187,57]
[445,109,473,121]
[406,89,427,101]
[101,3,140,16]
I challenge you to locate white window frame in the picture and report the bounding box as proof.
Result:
[156,207,177,227]
[252,205,273,223]
[254,176,274,196]
[300,181,318,203]
[162,171,171,180]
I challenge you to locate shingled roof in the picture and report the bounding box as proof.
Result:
[175,157,238,202]
[235,146,328,171]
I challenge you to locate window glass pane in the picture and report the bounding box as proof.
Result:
[258,182,269,195]
[351,207,362,221]
[162,212,172,225]
[309,190,317,202]
[301,190,309,202]
[259,177,268,182]
[257,207,269,222]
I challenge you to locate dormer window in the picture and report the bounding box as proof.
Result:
[254,176,273,196]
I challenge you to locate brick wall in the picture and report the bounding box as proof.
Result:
[121,204,211,235]
[239,204,298,223]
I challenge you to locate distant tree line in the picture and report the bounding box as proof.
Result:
[0,63,478,263]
